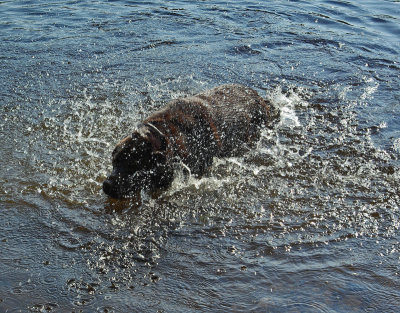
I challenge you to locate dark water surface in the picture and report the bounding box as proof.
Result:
[1,0,400,312]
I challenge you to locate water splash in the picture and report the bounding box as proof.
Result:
[4,77,399,305]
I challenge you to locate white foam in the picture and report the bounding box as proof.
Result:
[360,77,379,101]
[266,86,307,128]
[279,105,301,128]
[393,138,400,154]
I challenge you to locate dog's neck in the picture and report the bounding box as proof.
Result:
[144,122,165,138]
[137,123,167,152]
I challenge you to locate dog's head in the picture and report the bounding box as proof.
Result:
[103,125,173,199]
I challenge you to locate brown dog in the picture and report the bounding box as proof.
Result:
[103,84,278,198]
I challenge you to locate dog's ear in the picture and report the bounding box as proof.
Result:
[149,151,174,189]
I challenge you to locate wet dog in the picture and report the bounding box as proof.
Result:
[103,84,278,198]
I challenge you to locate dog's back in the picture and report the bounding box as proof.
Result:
[143,84,274,174]
[196,84,272,155]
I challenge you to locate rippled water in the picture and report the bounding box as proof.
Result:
[1,0,400,312]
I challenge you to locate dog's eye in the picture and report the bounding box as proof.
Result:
[112,148,118,157]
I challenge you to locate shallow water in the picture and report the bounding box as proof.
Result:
[1,0,400,312]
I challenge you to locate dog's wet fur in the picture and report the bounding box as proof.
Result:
[103,84,278,198]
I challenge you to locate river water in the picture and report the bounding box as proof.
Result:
[1,0,399,312]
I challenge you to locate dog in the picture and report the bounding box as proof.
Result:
[103,84,278,198]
